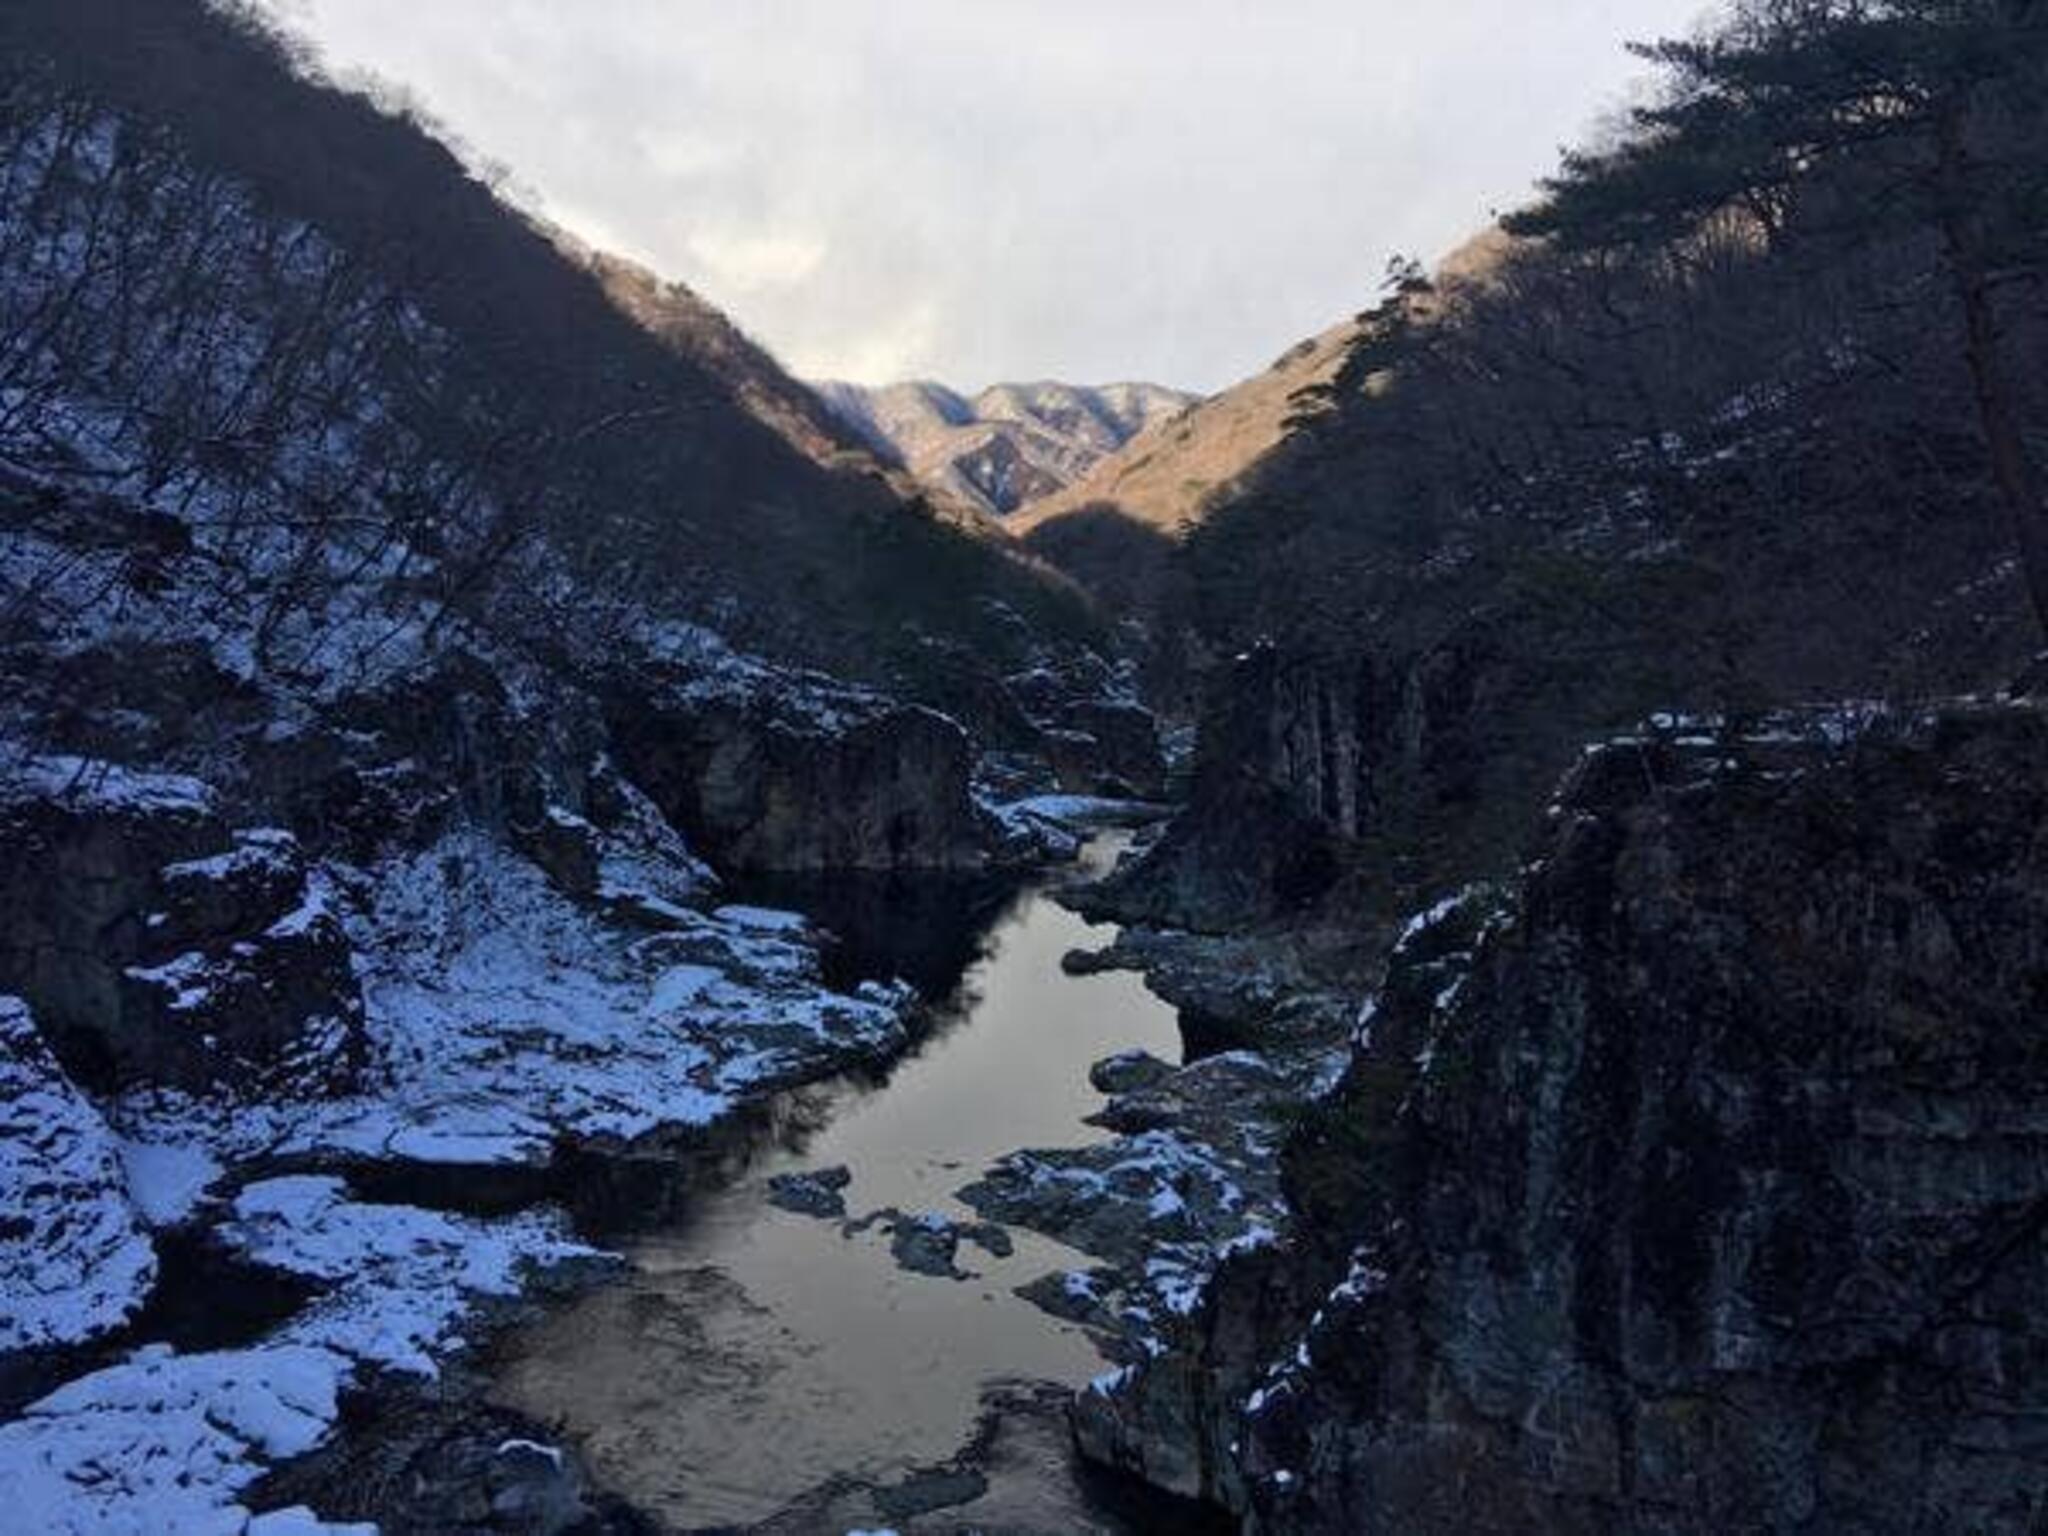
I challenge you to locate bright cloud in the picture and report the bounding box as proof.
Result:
[281,0,1716,392]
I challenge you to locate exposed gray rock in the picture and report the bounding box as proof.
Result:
[1014,1267,1121,1330]
[1039,700,1168,800]
[766,1165,852,1220]
[750,1380,1228,1535]
[962,1220,1014,1259]
[249,1387,643,1536]
[1060,946,1120,977]
[0,996,156,1356]
[609,664,989,872]
[1049,922,1356,1059]
[1088,1050,1176,1097]
[0,764,364,1092]
[1001,656,1169,801]
[839,1206,1005,1277]
[961,1048,1303,1387]
[872,1464,991,1520]
[0,759,220,1084]
[887,1210,967,1279]
[1089,701,2048,1533]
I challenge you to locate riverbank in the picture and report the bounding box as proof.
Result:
[475,830,1201,1530]
[0,792,1171,1532]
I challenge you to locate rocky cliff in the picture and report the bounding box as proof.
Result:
[1,769,363,1094]
[608,664,987,872]
[1081,700,2048,1533]
[1077,639,1505,935]
[1090,374,2031,941]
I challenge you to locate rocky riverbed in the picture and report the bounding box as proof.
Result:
[0,732,1177,1535]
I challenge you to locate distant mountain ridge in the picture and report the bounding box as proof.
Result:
[1011,323,1359,542]
[1011,230,1514,548]
[812,378,1198,517]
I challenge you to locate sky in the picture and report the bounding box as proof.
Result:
[278,1,1715,394]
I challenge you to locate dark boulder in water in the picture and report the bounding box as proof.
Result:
[767,1165,853,1220]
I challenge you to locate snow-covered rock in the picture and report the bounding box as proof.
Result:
[0,997,156,1354]
[116,833,912,1171]
[0,770,365,1094]
[962,1052,1289,1358]
[0,1343,349,1536]
[221,1175,594,1378]
[0,1172,596,1534]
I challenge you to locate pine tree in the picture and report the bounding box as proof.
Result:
[1507,0,2048,630]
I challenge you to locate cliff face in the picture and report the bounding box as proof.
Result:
[1093,381,2032,938]
[608,673,987,873]
[1087,701,2048,1532]
[0,771,363,1093]
[1083,638,1509,932]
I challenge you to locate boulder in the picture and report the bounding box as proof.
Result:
[0,760,363,1092]
[766,1165,853,1220]
[1014,1267,1121,1329]
[886,1211,966,1279]
[1089,1049,1176,1097]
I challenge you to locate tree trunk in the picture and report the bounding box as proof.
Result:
[1956,265,2048,635]
[1937,101,2048,637]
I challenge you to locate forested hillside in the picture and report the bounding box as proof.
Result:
[7,1,2048,1531]
[0,9,1167,1527]
[1103,0,2048,936]
[0,0,1094,690]
[1071,5,2048,1530]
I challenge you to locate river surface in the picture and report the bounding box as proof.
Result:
[491,832,1187,1531]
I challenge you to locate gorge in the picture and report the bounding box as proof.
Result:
[4,2,2048,1534]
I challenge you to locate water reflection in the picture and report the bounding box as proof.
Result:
[738,864,1022,997]
[491,833,1184,1531]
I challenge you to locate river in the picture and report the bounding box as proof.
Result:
[490,831,1200,1531]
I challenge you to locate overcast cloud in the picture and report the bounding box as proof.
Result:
[281,1,1714,392]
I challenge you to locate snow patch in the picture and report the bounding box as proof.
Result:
[221,1175,593,1378]
[116,833,913,1172]
[115,1138,222,1227]
[0,756,214,817]
[0,1343,348,1535]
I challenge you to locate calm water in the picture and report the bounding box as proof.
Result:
[492,833,1185,1531]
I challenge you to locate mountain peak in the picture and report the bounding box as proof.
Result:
[813,377,1198,517]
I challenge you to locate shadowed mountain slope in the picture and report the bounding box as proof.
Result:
[0,0,1094,680]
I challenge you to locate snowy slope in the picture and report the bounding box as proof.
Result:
[814,379,1198,517]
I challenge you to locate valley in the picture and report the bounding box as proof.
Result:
[4,2,2048,1534]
